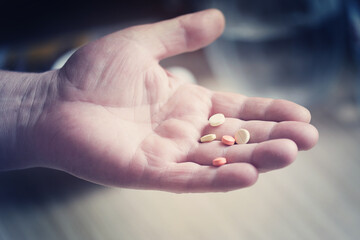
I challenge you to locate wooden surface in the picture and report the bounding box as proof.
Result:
[1,51,360,240]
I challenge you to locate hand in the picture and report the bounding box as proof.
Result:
[28,9,318,193]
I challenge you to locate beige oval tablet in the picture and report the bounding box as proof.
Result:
[200,134,216,143]
[209,113,225,127]
[235,129,250,144]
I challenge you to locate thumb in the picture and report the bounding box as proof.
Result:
[119,9,225,61]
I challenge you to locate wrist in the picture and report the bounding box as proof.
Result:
[0,70,58,170]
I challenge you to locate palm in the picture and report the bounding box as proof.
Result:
[34,10,318,192]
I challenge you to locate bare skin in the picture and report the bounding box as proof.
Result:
[0,9,318,193]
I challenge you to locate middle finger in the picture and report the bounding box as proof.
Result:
[201,117,317,150]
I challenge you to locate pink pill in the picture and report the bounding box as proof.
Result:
[221,135,235,146]
[212,157,227,167]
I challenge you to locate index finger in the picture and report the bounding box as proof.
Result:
[211,92,311,123]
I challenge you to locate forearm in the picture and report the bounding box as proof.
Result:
[0,70,57,170]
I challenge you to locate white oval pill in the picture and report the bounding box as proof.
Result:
[200,134,216,143]
[209,113,225,127]
[235,129,250,144]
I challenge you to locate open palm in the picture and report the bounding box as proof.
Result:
[33,9,318,192]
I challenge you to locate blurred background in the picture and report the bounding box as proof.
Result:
[0,0,359,239]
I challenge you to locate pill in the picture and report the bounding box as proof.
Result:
[209,113,225,127]
[221,135,235,146]
[200,133,216,143]
[234,129,250,144]
[212,157,227,167]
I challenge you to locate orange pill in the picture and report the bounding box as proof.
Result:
[221,135,235,146]
[212,157,227,167]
